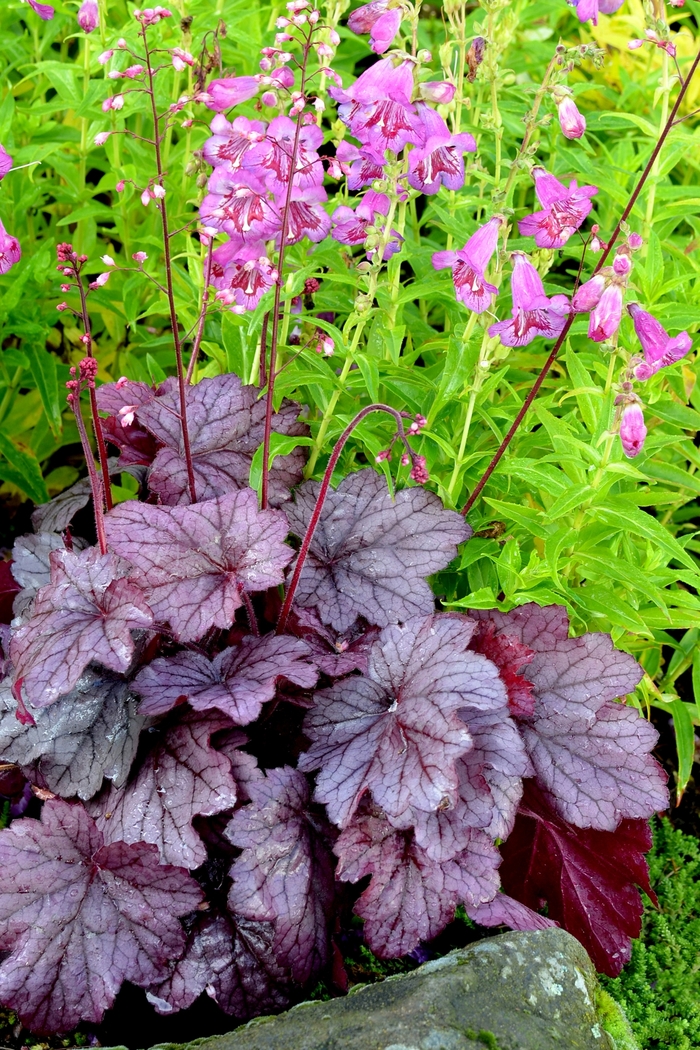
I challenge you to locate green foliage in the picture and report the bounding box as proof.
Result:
[601,818,700,1050]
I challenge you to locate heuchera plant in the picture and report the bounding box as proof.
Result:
[2,0,697,1036]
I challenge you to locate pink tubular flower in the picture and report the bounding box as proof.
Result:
[332,190,402,260]
[408,102,476,195]
[77,0,99,32]
[0,145,13,180]
[200,168,277,241]
[628,302,693,380]
[244,115,324,194]
[419,81,456,105]
[619,402,646,458]
[518,166,598,249]
[204,77,260,113]
[556,94,586,139]
[488,252,570,348]
[94,132,110,146]
[571,0,625,25]
[0,220,21,275]
[588,283,623,342]
[273,184,332,246]
[329,57,420,155]
[172,48,194,71]
[432,216,502,314]
[22,0,55,19]
[211,252,278,312]
[202,115,267,170]
[347,1,402,54]
[335,141,385,190]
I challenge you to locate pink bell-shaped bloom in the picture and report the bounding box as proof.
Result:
[0,220,21,275]
[202,115,267,170]
[419,81,456,105]
[332,190,403,260]
[204,77,259,113]
[244,116,324,194]
[556,95,586,139]
[408,102,476,195]
[628,302,693,380]
[347,1,402,54]
[200,168,277,241]
[588,282,623,342]
[432,216,502,314]
[518,166,598,249]
[572,0,625,25]
[335,141,385,190]
[329,57,420,155]
[22,0,55,18]
[619,402,646,458]
[272,184,332,246]
[572,273,605,313]
[0,145,13,180]
[77,0,99,32]
[488,252,570,347]
[212,254,278,312]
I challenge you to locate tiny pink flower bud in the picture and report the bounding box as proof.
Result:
[628,232,643,251]
[182,118,193,128]
[316,42,333,58]
[115,376,130,388]
[152,183,165,199]
[619,402,646,458]
[329,29,340,45]
[94,131,110,145]
[132,251,148,262]
[401,453,410,466]
[261,91,278,107]
[101,254,116,266]
[628,39,644,49]
[420,80,456,104]
[309,9,320,23]
[56,302,68,311]
[112,94,124,110]
[292,13,308,25]
[556,94,586,139]
[375,449,391,463]
[108,70,122,80]
[117,37,127,47]
[276,15,290,27]
[94,272,110,286]
[115,179,126,192]
[140,188,151,207]
[60,283,71,292]
[275,32,295,43]
[98,49,114,65]
[259,57,273,72]
[80,333,91,344]
[124,64,144,78]
[77,0,98,33]
[613,252,632,277]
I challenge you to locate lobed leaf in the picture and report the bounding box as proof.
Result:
[286,469,471,633]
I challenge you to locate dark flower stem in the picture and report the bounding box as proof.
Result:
[241,590,260,637]
[142,23,197,504]
[71,389,108,555]
[185,239,214,384]
[261,32,314,511]
[74,271,112,512]
[277,404,416,633]
[259,311,270,388]
[461,47,700,518]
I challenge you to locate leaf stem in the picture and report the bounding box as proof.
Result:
[185,239,214,384]
[277,404,416,633]
[461,46,700,518]
[142,22,197,504]
[71,388,107,555]
[74,266,112,513]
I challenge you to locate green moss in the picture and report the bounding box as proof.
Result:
[600,818,700,1050]
[595,989,640,1050]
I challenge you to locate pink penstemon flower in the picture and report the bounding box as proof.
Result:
[431,216,502,314]
[329,56,420,156]
[21,0,55,19]
[572,251,632,342]
[488,252,570,348]
[618,399,647,458]
[0,220,21,275]
[347,0,402,54]
[571,0,625,25]
[332,190,403,261]
[627,302,693,380]
[518,166,598,249]
[408,102,476,196]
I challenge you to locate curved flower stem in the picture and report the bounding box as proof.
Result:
[74,271,112,513]
[261,31,314,511]
[185,239,214,384]
[461,47,700,519]
[277,403,416,634]
[72,390,107,555]
[500,50,559,208]
[142,23,197,504]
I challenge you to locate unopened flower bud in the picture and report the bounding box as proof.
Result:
[329,28,340,46]
[77,0,99,33]
[196,172,208,188]
[94,131,110,145]
[613,252,632,277]
[132,251,148,262]
[98,49,114,65]
[152,183,165,199]
[261,91,278,107]
[628,232,643,251]
[115,179,126,192]
[409,455,429,484]
[401,453,410,466]
[556,94,586,139]
[619,402,646,458]
[375,449,392,463]
[101,254,116,266]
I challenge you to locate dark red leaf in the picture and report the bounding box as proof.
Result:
[499,779,655,976]
[286,469,471,632]
[105,491,292,643]
[0,799,203,1033]
[9,548,153,708]
[133,635,317,721]
[469,620,535,718]
[0,561,20,625]
[227,765,335,985]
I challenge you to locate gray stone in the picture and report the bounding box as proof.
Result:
[145,928,630,1050]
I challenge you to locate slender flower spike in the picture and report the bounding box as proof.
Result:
[204,77,260,113]
[571,0,625,25]
[519,167,598,249]
[432,216,502,314]
[408,103,476,195]
[0,219,21,275]
[628,302,693,380]
[347,0,402,54]
[488,252,570,347]
[0,145,12,180]
[21,0,55,18]
[619,402,647,458]
[556,94,586,140]
[77,0,99,32]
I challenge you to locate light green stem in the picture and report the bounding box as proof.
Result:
[446,315,486,501]
[644,51,671,240]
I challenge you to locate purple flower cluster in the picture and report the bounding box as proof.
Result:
[0,144,21,276]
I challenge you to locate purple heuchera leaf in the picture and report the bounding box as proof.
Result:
[133,634,317,721]
[288,607,379,677]
[11,532,88,622]
[335,801,500,958]
[500,780,655,977]
[99,374,307,507]
[106,491,292,644]
[227,766,335,985]
[89,709,238,869]
[0,799,203,1033]
[519,700,668,832]
[468,619,535,718]
[299,614,506,829]
[466,893,557,932]
[10,548,153,708]
[0,668,143,801]
[211,727,265,802]
[149,909,291,1017]
[286,469,471,633]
